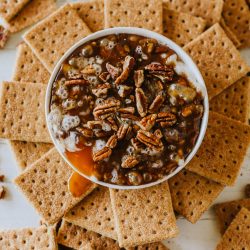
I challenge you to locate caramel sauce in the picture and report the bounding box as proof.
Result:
[68,171,93,198]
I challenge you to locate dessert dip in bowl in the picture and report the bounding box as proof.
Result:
[46,27,209,189]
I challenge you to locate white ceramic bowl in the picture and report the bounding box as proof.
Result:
[46,27,209,190]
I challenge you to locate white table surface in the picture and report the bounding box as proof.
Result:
[0,1,250,249]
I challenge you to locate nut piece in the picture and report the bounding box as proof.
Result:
[134,70,144,87]
[154,129,163,139]
[122,156,139,168]
[135,88,148,117]
[93,147,112,162]
[157,112,177,127]
[138,114,157,131]
[127,171,143,185]
[65,79,89,86]
[92,83,111,98]
[81,65,96,74]
[118,107,135,115]
[149,94,165,113]
[106,63,121,79]
[145,63,174,82]
[0,186,5,199]
[131,138,144,151]
[117,123,132,140]
[93,98,121,119]
[106,135,118,149]
[137,130,163,151]
[76,127,94,138]
[99,72,111,82]
[106,117,118,131]
[115,56,135,85]
[117,85,133,98]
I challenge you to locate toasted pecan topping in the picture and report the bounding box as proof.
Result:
[122,156,139,168]
[135,88,148,117]
[137,130,163,152]
[156,112,177,127]
[93,147,112,162]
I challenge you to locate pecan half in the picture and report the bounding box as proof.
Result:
[106,135,118,149]
[120,114,140,121]
[92,83,111,98]
[115,56,135,85]
[117,123,132,140]
[117,85,133,98]
[106,63,120,79]
[93,98,121,119]
[137,130,163,151]
[131,138,144,151]
[118,107,135,115]
[99,72,111,82]
[157,112,177,127]
[135,88,148,117]
[93,147,112,162]
[76,127,94,138]
[138,114,157,131]
[67,70,85,80]
[145,63,174,82]
[106,117,118,131]
[134,70,144,87]
[149,94,165,113]
[121,156,139,168]
[65,79,89,86]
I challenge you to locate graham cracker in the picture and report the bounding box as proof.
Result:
[7,0,56,33]
[58,220,169,250]
[216,208,250,250]
[0,0,30,22]
[65,186,117,240]
[12,43,50,83]
[104,0,163,34]
[169,169,224,223]
[163,8,206,47]
[109,181,178,248]
[71,0,104,32]
[210,77,250,124]
[0,225,57,250]
[220,18,241,48]
[187,111,250,186]
[23,4,91,73]
[14,147,96,225]
[184,24,250,100]
[164,0,223,26]
[0,81,51,143]
[223,0,250,48]
[9,140,53,171]
[214,199,250,234]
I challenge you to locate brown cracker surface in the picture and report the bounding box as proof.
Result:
[169,169,224,223]
[65,186,117,240]
[163,8,206,47]
[0,0,30,22]
[12,43,50,83]
[210,77,250,124]
[0,81,51,143]
[223,0,250,48]
[104,0,163,33]
[184,24,250,100]
[164,0,223,26]
[216,208,250,250]
[14,148,96,224]
[24,4,91,72]
[187,112,250,186]
[9,141,53,171]
[215,199,250,234]
[71,0,104,32]
[0,225,57,250]
[7,0,56,33]
[110,181,178,248]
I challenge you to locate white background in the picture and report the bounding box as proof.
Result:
[0,1,250,249]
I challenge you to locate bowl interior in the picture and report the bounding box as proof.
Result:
[45,27,209,190]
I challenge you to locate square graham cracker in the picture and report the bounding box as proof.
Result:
[23,4,91,73]
[0,225,57,250]
[58,220,169,250]
[12,43,50,83]
[184,24,250,100]
[109,181,178,248]
[164,0,223,26]
[216,208,250,250]
[104,0,163,34]
[7,0,56,33]
[214,199,250,235]
[0,0,30,22]
[210,77,250,124]
[163,8,206,47]
[14,147,96,225]
[9,140,53,171]
[65,186,117,240]
[187,111,250,186]
[223,0,250,48]
[71,0,104,32]
[169,169,224,223]
[0,81,51,143]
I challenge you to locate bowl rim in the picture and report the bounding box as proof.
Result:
[45,27,209,190]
